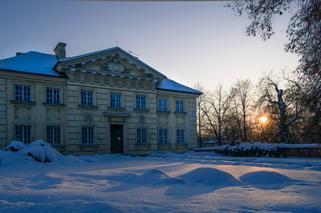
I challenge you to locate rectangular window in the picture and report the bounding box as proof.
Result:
[81,90,93,106]
[111,93,121,108]
[15,84,31,102]
[158,98,168,112]
[136,95,146,110]
[137,127,147,144]
[15,125,31,144]
[176,100,184,112]
[47,125,61,145]
[82,127,94,145]
[158,128,168,144]
[176,129,185,144]
[46,88,60,104]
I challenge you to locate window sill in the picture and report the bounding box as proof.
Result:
[10,100,36,105]
[108,106,126,111]
[176,143,187,146]
[157,110,171,114]
[174,111,187,115]
[158,143,171,149]
[43,103,65,107]
[134,108,150,113]
[80,144,98,148]
[78,105,98,110]
[135,143,150,150]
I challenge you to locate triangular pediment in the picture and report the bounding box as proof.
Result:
[55,47,166,80]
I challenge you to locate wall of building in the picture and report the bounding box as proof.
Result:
[156,90,198,152]
[0,71,66,148]
[0,78,7,146]
[0,70,199,155]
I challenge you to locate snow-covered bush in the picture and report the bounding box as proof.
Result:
[6,140,26,152]
[23,139,61,163]
[197,142,321,157]
[2,139,62,163]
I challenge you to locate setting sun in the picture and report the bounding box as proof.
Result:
[259,116,268,124]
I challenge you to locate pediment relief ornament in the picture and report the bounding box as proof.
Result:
[108,62,124,73]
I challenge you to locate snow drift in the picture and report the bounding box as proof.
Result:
[180,168,241,186]
[108,169,184,186]
[240,170,295,189]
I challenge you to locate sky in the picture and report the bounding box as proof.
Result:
[0,0,299,90]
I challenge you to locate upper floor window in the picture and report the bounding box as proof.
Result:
[81,90,93,106]
[111,93,121,108]
[137,127,147,144]
[176,100,184,112]
[47,125,61,145]
[15,124,31,144]
[158,128,168,144]
[136,95,146,110]
[15,84,31,102]
[176,129,185,144]
[47,88,60,104]
[82,126,94,145]
[158,98,168,112]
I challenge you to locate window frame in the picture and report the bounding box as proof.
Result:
[81,90,93,106]
[46,87,60,104]
[14,84,32,102]
[137,127,148,144]
[157,98,168,112]
[15,124,32,144]
[176,129,185,144]
[110,92,122,108]
[47,125,61,145]
[136,95,146,110]
[158,128,169,144]
[82,126,94,145]
[175,100,184,113]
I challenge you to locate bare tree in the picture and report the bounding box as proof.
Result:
[195,83,206,147]
[233,80,253,141]
[258,75,304,143]
[202,85,235,145]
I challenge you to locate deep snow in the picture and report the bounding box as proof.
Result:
[0,151,321,213]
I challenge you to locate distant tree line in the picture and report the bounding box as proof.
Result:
[196,72,321,146]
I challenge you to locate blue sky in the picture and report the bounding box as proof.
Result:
[0,0,298,90]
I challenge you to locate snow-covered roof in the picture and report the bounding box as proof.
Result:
[0,51,61,77]
[0,49,202,95]
[157,78,202,95]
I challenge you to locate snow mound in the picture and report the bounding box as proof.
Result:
[24,140,61,162]
[180,168,240,186]
[6,140,26,152]
[108,169,184,186]
[240,171,294,189]
[140,169,184,185]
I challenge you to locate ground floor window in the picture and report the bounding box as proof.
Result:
[82,127,94,145]
[47,125,61,145]
[158,128,168,144]
[176,129,185,144]
[137,127,147,144]
[15,124,31,144]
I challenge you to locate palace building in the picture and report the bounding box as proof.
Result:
[0,43,202,155]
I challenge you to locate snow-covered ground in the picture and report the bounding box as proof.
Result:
[1,151,321,213]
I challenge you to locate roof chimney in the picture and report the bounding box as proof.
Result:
[54,42,67,59]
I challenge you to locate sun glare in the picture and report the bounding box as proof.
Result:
[259,116,268,124]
